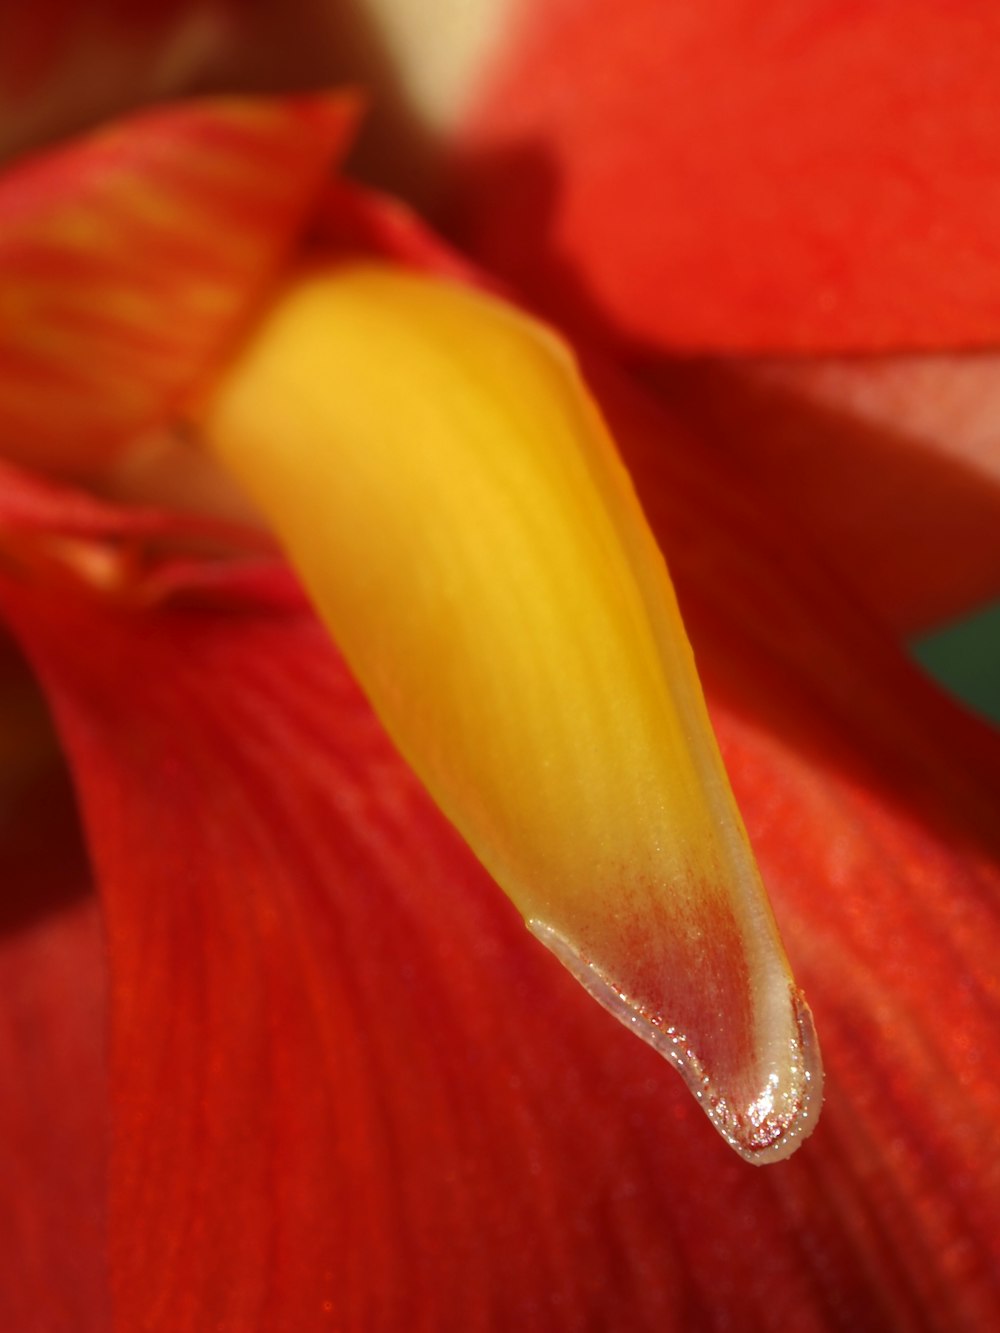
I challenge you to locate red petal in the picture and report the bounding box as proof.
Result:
[451,0,1000,352]
[2,172,997,1327]
[0,92,357,474]
[644,352,1000,635]
[0,892,108,1332]
[0,633,107,1331]
[2,483,999,1330]
[582,360,1000,1324]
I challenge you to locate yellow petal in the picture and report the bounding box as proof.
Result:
[197,262,822,1162]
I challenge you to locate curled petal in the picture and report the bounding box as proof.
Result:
[200,262,821,1160]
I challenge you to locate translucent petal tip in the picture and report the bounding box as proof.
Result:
[531,920,823,1164]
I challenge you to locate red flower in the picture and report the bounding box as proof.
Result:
[1,7,999,1329]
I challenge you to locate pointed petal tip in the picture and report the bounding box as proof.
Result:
[530,919,823,1164]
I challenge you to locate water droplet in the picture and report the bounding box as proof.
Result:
[530,919,823,1164]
